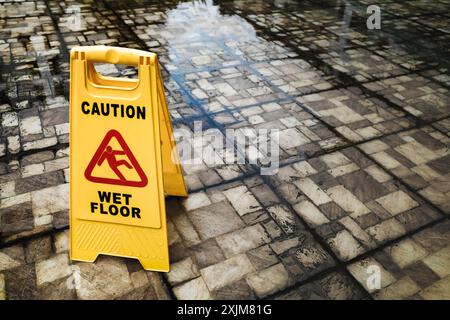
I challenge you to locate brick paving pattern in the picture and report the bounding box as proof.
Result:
[0,0,449,300]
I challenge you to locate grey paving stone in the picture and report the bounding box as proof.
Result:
[359,126,450,213]
[348,220,450,299]
[189,239,226,269]
[268,147,442,261]
[274,271,367,300]
[252,58,335,95]
[0,230,170,300]
[319,47,410,82]
[297,87,415,142]
[163,177,337,299]
[0,147,69,243]
[213,279,255,300]
[1,0,449,300]
[216,100,347,166]
[179,66,286,113]
[172,118,253,191]
[363,75,450,121]
[225,38,298,63]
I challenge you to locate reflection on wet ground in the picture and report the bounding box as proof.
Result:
[0,0,449,300]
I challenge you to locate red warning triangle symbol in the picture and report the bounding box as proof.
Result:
[85,130,148,187]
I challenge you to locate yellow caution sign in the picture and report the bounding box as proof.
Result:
[69,46,187,272]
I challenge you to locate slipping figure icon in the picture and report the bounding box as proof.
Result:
[97,146,133,181]
[84,130,148,187]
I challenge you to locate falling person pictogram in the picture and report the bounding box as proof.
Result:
[85,130,148,187]
[97,145,133,182]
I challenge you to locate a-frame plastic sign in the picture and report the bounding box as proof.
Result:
[69,46,187,272]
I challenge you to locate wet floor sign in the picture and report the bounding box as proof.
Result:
[69,46,187,272]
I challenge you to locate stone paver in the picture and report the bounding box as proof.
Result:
[371,44,442,72]
[0,97,69,157]
[320,47,409,82]
[217,99,347,165]
[225,38,298,63]
[297,87,415,142]
[252,58,336,96]
[348,220,450,300]
[0,147,69,243]
[421,68,450,87]
[0,0,449,300]
[0,1,68,157]
[363,74,450,121]
[359,126,450,213]
[267,147,443,261]
[172,117,254,191]
[166,178,335,299]
[0,230,171,300]
[432,118,450,137]
[274,271,367,300]
[180,65,286,113]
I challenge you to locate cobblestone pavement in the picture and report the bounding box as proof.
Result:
[0,0,449,300]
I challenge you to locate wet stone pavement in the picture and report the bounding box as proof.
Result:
[0,0,449,300]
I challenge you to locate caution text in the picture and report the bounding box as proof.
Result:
[81,101,146,119]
